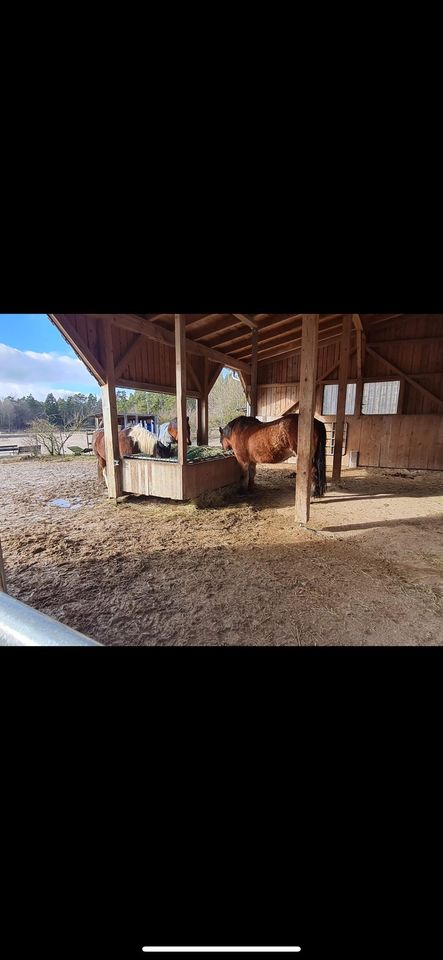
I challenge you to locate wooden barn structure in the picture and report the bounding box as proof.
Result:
[49,314,443,523]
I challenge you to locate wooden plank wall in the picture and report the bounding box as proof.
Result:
[121,457,242,500]
[258,319,443,417]
[183,457,242,499]
[347,415,443,469]
[122,459,183,499]
[257,318,443,469]
[57,315,203,395]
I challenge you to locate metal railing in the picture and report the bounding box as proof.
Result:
[0,592,101,646]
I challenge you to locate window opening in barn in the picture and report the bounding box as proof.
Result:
[322,383,356,416]
[362,380,400,415]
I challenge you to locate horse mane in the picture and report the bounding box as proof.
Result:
[222,416,260,438]
[128,424,157,456]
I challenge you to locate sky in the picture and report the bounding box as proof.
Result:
[0,315,100,401]
[0,315,234,401]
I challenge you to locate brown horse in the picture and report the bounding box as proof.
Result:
[219,414,327,496]
[93,417,191,488]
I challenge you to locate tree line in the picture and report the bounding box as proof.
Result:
[0,393,99,433]
[0,373,247,437]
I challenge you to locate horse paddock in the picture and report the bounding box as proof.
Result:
[1,456,442,646]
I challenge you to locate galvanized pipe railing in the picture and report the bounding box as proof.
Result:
[0,592,101,646]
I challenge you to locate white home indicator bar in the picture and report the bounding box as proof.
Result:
[142,950,301,954]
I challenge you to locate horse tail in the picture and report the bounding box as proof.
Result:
[314,419,327,497]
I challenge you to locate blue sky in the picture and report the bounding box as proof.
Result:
[0,315,100,400]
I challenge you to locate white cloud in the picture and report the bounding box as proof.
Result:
[0,343,100,400]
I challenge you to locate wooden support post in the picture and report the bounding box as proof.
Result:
[250,328,258,417]
[332,314,352,482]
[197,357,209,445]
[354,315,366,418]
[101,318,123,500]
[175,313,188,465]
[398,377,406,413]
[295,315,319,525]
[239,372,251,414]
[0,539,7,593]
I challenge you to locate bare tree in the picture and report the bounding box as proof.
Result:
[27,412,90,456]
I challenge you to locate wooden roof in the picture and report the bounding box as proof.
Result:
[130,313,407,364]
[48,313,442,407]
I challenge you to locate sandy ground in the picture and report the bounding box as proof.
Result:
[1,455,442,645]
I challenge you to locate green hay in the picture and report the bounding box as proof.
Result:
[185,445,233,463]
[131,445,234,463]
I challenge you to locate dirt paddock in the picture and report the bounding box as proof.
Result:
[1,456,442,645]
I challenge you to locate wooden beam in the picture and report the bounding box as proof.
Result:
[49,314,106,385]
[115,378,200,399]
[352,316,365,413]
[369,337,443,347]
[226,316,344,358]
[356,329,366,380]
[175,314,188,466]
[232,313,258,330]
[246,329,356,365]
[207,364,224,393]
[197,357,209,445]
[187,361,202,394]
[397,377,406,414]
[365,313,405,327]
[114,334,145,380]
[101,318,123,500]
[281,350,357,416]
[188,316,248,341]
[295,316,319,525]
[0,539,7,593]
[250,328,258,417]
[332,315,352,482]
[239,372,251,407]
[185,313,341,354]
[185,313,222,326]
[108,314,251,375]
[365,345,443,410]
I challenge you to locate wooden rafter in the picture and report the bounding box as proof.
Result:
[364,313,405,327]
[115,378,200,399]
[107,314,251,375]
[230,318,344,359]
[208,313,342,355]
[253,329,356,365]
[232,313,258,330]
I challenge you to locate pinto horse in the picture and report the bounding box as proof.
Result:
[219,414,327,496]
[93,417,191,488]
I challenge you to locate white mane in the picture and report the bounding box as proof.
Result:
[128,424,157,456]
